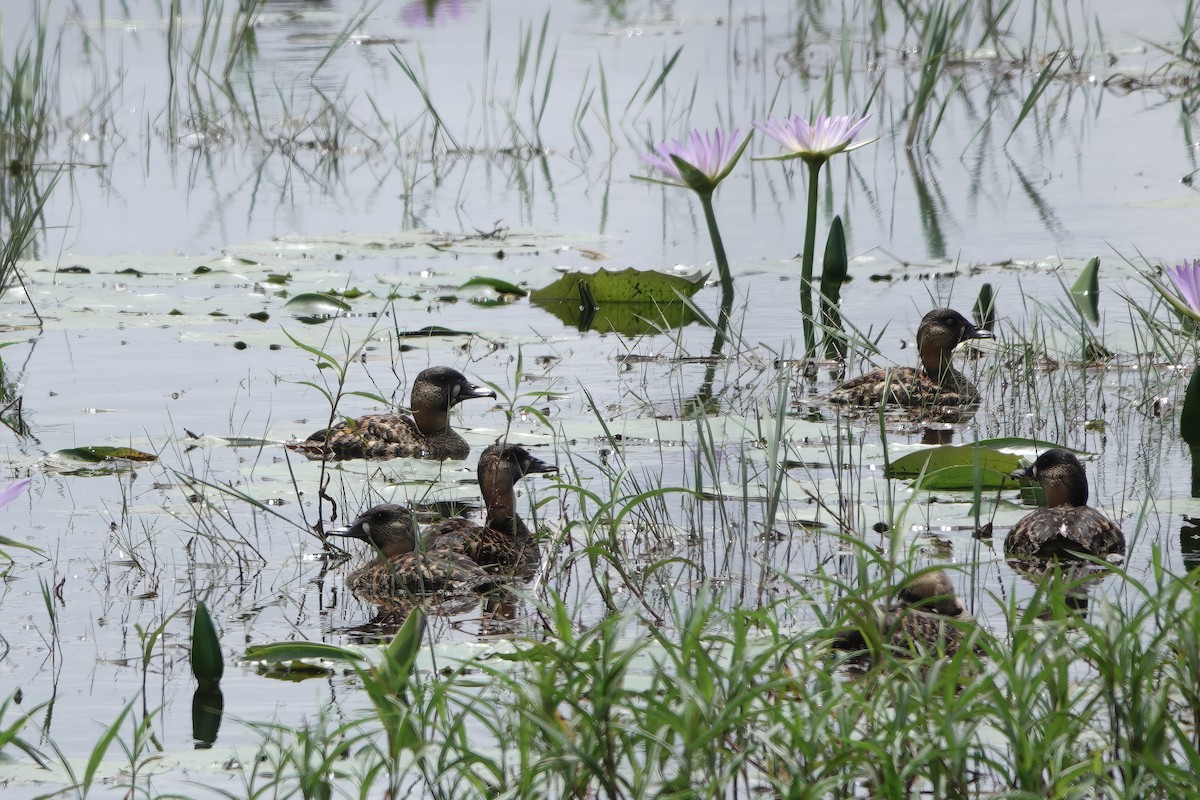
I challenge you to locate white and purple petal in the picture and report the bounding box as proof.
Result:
[0,477,31,509]
[1169,260,1200,314]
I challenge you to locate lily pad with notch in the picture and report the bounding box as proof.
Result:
[530,267,707,335]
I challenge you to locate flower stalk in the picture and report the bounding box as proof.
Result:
[754,113,873,357]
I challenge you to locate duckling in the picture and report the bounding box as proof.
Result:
[832,570,975,658]
[828,308,994,407]
[1006,449,1124,561]
[422,442,558,577]
[327,504,498,604]
[291,366,496,461]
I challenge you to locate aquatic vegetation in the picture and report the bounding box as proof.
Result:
[754,113,874,356]
[753,113,873,163]
[1152,258,1200,324]
[636,126,751,300]
[7,2,1200,797]
[1169,259,1200,313]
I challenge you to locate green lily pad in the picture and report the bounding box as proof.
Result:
[460,276,527,296]
[244,641,366,664]
[284,292,352,314]
[884,445,1021,480]
[395,325,476,337]
[53,446,158,463]
[530,267,707,304]
[911,466,1020,491]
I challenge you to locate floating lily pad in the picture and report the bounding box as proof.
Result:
[460,276,527,296]
[244,641,366,664]
[531,267,707,303]
[53,446,157,463]
[284,292,353,314]
[395,325,476,337]
[885,445,1021,481]
[912,466,1020,491]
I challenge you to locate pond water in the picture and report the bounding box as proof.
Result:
[2,0,1200,795]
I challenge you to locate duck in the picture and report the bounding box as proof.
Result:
[329,444,557,604]
[1005,448,1124,561]
[290,366,496,461]
[828,308,993,407]
[831,570,976,659]
[422,442,558,578]
[327,503,499,604]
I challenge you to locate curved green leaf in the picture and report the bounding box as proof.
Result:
[244,641,367,664]
[284,292,352,313]
[191,601,224,685]
[530,267,707,303]
[53,446,157,463]
[885,445,1021,480]
[1070,256,1100,324]
[460,276,527,296]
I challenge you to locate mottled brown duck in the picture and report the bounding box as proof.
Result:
[291,366,495,461]
[832,570,976,659]
[1006,448,1124,562]
[422,442,558,578]
[328,504,498,605]
[828,308,993,407]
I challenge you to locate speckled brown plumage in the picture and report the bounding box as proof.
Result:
[828,308,993,407]
[328,504,498,606]
[1006,449,1124,561]
[290,366,496,461]
[328,444,557,605]
[422,442,558,577]
[832,571,975,659]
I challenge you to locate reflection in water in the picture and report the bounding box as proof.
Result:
[403,0,469,27]
[1010,561,1115,621]
[191,685,224,749]
[683,281,734,417]
[921,425,955,446]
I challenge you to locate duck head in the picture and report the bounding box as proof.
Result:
[410,367,497,433]
[1009,448,1089,507]
[477,442,558,525]
[916,308,993,379]
[895,570,967,618]
[327,503,419,558]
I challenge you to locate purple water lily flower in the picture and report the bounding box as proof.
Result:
[1168,260,1200,315]
[638,128,751,195]
[0,477,30,509]
[753,113,874,162]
